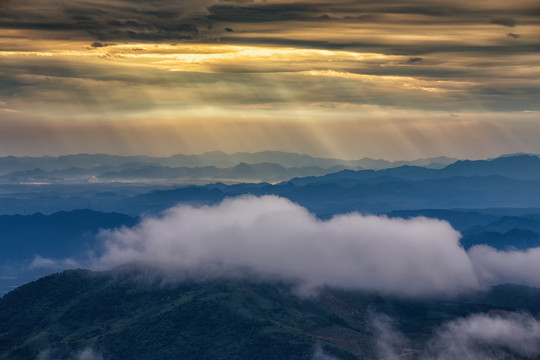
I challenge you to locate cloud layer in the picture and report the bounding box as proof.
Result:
[37,348,103,360]
[423,313,540,360]
[371,311,540,360]
[97,196,540,296]
[470,246,540,287]
[1,0,539,158]
[97,195,480,296]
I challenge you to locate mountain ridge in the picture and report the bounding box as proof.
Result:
[0,151,461,175]
[2,268,540,360]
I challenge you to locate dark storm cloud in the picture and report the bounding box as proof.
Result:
[206,2,477,22]
[207,3,324,23]
[206,1,537,25]
[375,5,466,17]
[406,57,423,64]
[0,0,202,41]
[1,0,539,117]
[1,0,539,47]
[199,1,540,63]
[221,36,540,56]
[90,41,109,48]
[87,24,198,42]
[469,84,540,111]
[490,17,517,27]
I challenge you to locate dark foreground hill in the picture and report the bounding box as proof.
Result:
[2,268,540,360]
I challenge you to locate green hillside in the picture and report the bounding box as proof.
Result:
[1,267,538,360]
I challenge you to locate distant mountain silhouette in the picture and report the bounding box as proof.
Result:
[0,152,460,180]
[0,209,137,260]
[1,154,539,216]
[289,154,540,186]
[461,228,540,250]
[121,187,226,214]
[0,210,137,294]
[0,163,350,184]
[464,215,540,234]
[441,155,540,179]
[387,209,498,231]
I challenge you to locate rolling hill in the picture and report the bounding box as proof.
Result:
[2,267,540,360]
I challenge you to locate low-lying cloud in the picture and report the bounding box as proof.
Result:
[370,312,540,360]
[96,196,540,297]
[370,312,412,359]
[423,313,540,360]
[97,195,478,296]
[37,348,103,360]
[30,255,80,270]
[312,344,340,360]
[469,246,540,287]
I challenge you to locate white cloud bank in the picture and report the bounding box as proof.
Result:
[96,195,478,296]
[95,195,540,296]
[423,313,540,360]
[30,256,80,270]
[469,246,540,287]
[371,312,540,360]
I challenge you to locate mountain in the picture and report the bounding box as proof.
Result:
[464,215,540,234]
[1,153,537,185]
[166,151,354,168]
[0,268,351,360]
[1,154,539,217]
[106,160,540,216]
[0,152,459,178]
[121,187,227,215]
[0,154,154,174]
[0,210,137,294]
[461,228,540,250]
[387,209,499,232]
[177,151,456,170]
[386,209,540,250]
[441,155,540,179]
[2,268,539,360]
[0,209,137,260]
[289,154,540,186]
[457,214,540,250]
[0,163,351,184]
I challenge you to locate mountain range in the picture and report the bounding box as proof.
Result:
[2,153,540,359]
[0,151,458,174]
[0,152,461,184]
[0,154,539,216]
[0,210,137,294]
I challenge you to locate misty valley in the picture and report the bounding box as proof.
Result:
[2,152,540,359]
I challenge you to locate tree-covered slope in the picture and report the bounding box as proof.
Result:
[0,268,348,360]
[2,268,540,360]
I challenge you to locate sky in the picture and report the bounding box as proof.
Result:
[0,0,539,159]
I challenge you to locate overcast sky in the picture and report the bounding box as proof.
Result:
[1,0,539,159]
